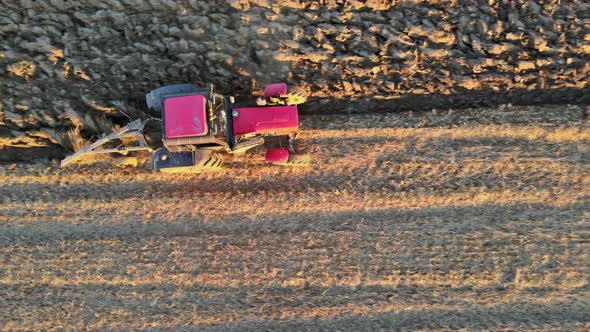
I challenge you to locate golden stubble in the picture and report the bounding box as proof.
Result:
[0,105,588,331]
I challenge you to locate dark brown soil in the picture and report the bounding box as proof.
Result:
[1,0,588,158]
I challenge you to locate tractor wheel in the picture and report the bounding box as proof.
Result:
[275,153,311,167]
[159,151,223,173]
[284,92,307,105]
[198,152,224,169]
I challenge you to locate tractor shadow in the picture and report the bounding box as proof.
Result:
[299,87,590,116]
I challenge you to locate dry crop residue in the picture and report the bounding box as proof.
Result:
[0,104,588,330]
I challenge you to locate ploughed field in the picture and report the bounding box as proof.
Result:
[0,104,588,331]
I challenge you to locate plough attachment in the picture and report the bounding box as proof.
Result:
[60,119,152,168]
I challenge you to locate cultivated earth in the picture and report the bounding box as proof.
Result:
[1,105,588,330]
[1,0,588,156]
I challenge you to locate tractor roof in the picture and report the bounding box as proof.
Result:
[164,95,208,138]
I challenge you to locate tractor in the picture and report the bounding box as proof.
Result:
[60,83,309,172]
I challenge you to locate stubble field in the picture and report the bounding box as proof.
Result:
[0,104,588,331]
